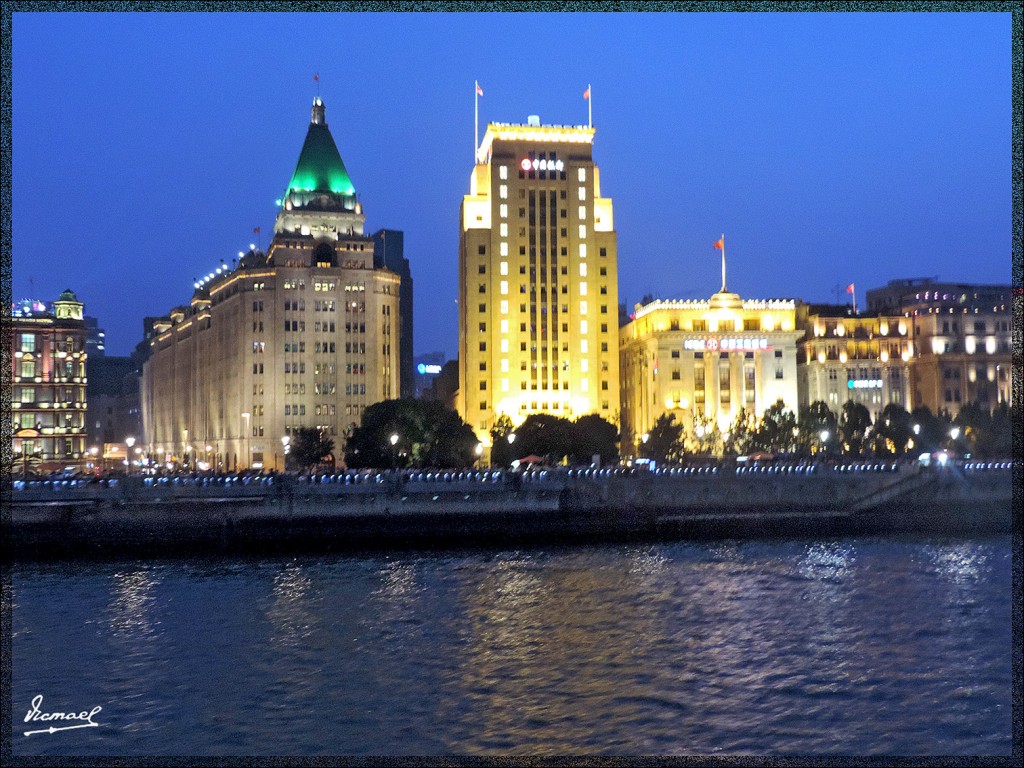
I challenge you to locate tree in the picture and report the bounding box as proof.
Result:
[688,413,722,456]
[909,405,950,456]
[640,412,685,464]
[722,408,756,456]
[344,399,478,469]
[871,404,913,456]
[489,414,516,467]
[513,414,574,464]
[797,401,838,456]
[749,400,798,454]
[570,414,619,466]
[839,400,873,456]
[290,427,335,473]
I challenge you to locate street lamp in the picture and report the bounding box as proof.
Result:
[389,433,399,470]
[125,436,136,475]
[508,432,516,444]
[281,435,290,472]
[950,427,960,441]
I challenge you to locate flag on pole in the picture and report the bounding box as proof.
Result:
[253,226,261,235]
[314,72,319,82]
[476,82,483,96]
[713,237,724,250]
[583,86,591,100]
[846,283,855,294]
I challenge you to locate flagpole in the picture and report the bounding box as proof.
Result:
[721,233,727,292]
[852,283,857,315]
[588,83,592,129]
[474,80,479,164]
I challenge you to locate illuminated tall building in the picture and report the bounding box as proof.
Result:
[458,117,620,445]
[141,98,401,471]
[10,291,88,473]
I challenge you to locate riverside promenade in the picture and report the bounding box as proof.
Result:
[7,460,1015,560]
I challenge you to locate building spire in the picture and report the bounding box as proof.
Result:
[311,96,325,126]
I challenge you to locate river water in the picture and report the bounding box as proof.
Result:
[10,536,1013,756]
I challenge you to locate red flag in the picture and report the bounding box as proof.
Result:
[583,86,591,100]
[713,237,724,250]
[253,226,261,235]
[314,72,319,82]
[846,283,855,294]
[476,83,483,96]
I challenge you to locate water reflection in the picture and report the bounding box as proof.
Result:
[106,569,160,639]
[924,542,990,585]
[265,563,319,649]
[445,550,670,753]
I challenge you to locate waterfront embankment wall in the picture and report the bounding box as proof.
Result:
[7,463,1015,559]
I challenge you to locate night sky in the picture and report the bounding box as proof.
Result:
[11,11,1011,358]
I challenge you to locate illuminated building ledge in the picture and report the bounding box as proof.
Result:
[477,122,596,161]
[634,298,796,319]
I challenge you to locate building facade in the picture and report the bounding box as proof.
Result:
[371,228,414,398]
[619,290,802,457]
[10,291,89,474]
[141,98,401,471]
[458,118,620,446]
[865,279,1012,415]
[796,304,914,422]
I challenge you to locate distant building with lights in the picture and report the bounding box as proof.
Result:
[796,304,913,422]
[458,117,620,446]
[10,291,88,473]
[865,279,1012,415]
[141,98,401,471]
[619,287,802,457]
[414,351,447,397]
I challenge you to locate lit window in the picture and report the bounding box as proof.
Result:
[579,225,586,238]
[501,359,509,372]
[501,378,509,392]
[581,340,589,353]
[501,339,509,353]
[500,223,508,237]
[580,301,588,314]
[580,282,588,296]
[579,263,587,277]
[499,165,508,180]
[578,205,586,220]
[20,334,35,352]
[581,359,589,372]
[581,378,589,391]
[499,185,508,199]
[580,321,588,334]
[500,319,509,333]
[579,244,587,259]
[500,262,508,275]
[500,204,508,218]
[500,281,508,295]
[500,300,508,314]
[500,242,508,256]
[578,187,586,201]
[578,168,586,182]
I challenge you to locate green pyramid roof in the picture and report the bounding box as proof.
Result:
[286,104,356,197]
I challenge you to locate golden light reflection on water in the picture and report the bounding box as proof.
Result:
[106,569,159,639]
[444,552,670,753]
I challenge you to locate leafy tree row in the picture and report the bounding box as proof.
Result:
[639,399,1015,463]
[489,413,619,467]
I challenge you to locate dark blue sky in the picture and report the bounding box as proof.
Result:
[12,11,1012,358]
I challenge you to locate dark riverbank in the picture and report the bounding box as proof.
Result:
[7,461,1014,561]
